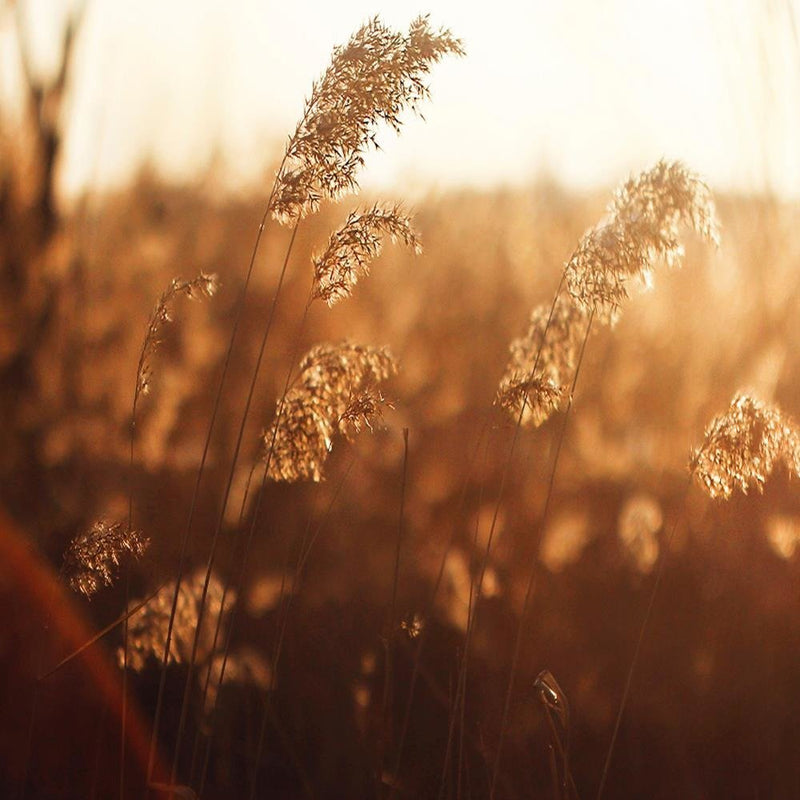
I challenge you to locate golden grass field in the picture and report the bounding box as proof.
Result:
[3,12,800,800]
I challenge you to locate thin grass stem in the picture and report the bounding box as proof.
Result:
[489,309,594,800]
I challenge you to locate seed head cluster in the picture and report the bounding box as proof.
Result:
[498,160,719,428]
[566,160,720,324]
[63,520,149,599]
[136,272,219,400]
[120,569,231,671]
[690,394,800,499]
[497,295,589,427]
[270,15,463,224]
[313,204,421,306]
[263,343,397,482]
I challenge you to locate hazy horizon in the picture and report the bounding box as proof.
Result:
[3,0,799,201]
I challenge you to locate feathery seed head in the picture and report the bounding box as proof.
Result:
[136,272,219,399]
[263,342,398,482]
[566,159,719,324]
[63,521,149,599]
[312,204,421,306]
[497,295,589,427]
[611,159,720,249]
[690,394,800,499]
[270,16,463,224]
[498,160,717,428]
[120,569,231,671]
[338,388,393,438]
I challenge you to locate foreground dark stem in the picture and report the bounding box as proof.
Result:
[489,309,594,800]
[388,412,492,794]
[167,221,301,794]
[595,483,687,800]
[379,428,410,793]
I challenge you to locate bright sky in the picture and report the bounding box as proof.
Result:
[5,0,800,200]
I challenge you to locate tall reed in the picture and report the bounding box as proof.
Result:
[122,16,463,798]
[597,393,800,800]
[489,160,720,798]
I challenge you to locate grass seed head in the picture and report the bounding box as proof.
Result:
[136,272,219,400]
[63,520,149,599]
[566,159,719,324]
[690,393,800,499]
[312,204,421,306]
[263,342,398,482]
[270,16,463,224]
[497,295,588,427]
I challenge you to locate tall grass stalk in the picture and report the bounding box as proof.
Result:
[489,160,718,798]
[598,394,800,799]
[144,183,291,792]
[595,496,684,800]
[379,428,410,790]
[389,411,493,793]
[149,18,461,790]
[490,309,594,799]
[166,223,301,794]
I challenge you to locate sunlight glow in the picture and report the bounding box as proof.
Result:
[39,0,800,199]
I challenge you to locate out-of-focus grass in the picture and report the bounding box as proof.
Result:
[4,172,800,798]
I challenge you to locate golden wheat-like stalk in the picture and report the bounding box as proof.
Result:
[263,342,397,482]
[270,15,463,224]
[566,159,719,324]
[497,160,719,429]
[62,520,149,599]
[136,272,219,399]
[312,204,421,306]
[497,294,589,427]
[690,393,800,499]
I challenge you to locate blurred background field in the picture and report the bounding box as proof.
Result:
[3,2,800,799]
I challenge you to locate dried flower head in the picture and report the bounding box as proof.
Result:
[498,160,718,429]
[270,16,463,223]
[312,204,421,305]
[263,342,397,482]
[690,394,800,499]
[566,160,719,323]
[496,295,589,427]
[136,272,219,399]
[120,568,233,672]
[338,388,393,438]
[63,521,149,599]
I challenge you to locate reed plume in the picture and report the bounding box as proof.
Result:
[690,393,800,499]
[312,204,421,306]
[497,160,719,428]
[263,342,397,482]
[136,272,219,399]
[497,294,588,427]
[120,569,231,671]
[566,159,719,324]
[62,521,149,599]
[270,15,463,224]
